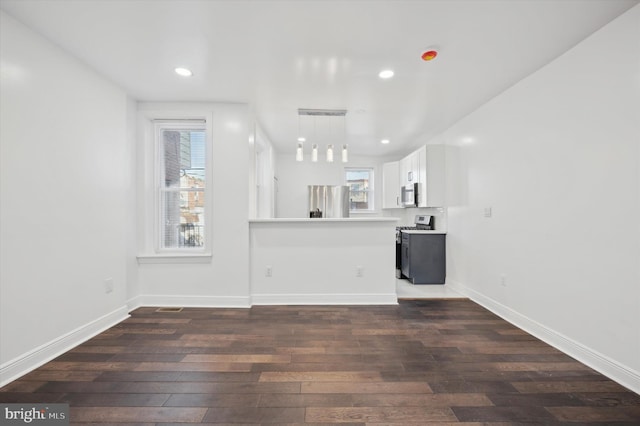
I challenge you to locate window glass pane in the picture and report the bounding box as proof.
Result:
[162,130,206,188]
[349,190,369,210]
[158,125,206,250]
[345,168,373,211]
[346,170,370,189]
[160,189,205,248]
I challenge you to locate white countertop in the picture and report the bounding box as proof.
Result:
[249,217,399,223]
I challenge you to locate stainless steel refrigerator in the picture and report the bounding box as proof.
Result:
[308,185,350,218]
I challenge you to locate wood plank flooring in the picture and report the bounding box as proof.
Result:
[2,299,639,424]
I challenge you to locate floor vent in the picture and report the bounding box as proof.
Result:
[155,307,184,313]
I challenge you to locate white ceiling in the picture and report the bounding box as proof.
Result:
[1,0,637,157]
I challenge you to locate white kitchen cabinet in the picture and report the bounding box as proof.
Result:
[399,151,418,186]
[417,144,445,207]
[398,156,409,187]
[417,145,427,193]
[382,161,402,209]
[387,144,445,209]
[410,151,418,183]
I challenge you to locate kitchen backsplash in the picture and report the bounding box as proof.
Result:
[383,207,447,231]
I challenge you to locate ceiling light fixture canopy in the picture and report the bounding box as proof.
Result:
[296,108,348,163]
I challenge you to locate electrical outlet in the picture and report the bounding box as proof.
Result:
[484,207,492,218]
[104,278,114,294]
[265,266,272,277]
[356,266,364,277]
[500,274,507,287]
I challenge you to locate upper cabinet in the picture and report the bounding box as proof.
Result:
[417,145,445,208]
[399,150,418,186]
[382,161,402,209]
[383,144,445,209]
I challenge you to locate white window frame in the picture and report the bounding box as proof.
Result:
[137,110,213,263]
[345,167,375,212]
[154,120,208,253]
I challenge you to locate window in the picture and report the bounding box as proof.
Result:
[345,168,374,211]
[155,120,206,250]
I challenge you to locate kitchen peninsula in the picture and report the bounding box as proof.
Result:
[249,217,398,304]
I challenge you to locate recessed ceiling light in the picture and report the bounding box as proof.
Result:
[175,67,193,77]
[378,69,394,79]
[297,137,306,142]
[461,136,475,145]
[381,139,390,144]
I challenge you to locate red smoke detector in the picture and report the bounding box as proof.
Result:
[421,50,438,61]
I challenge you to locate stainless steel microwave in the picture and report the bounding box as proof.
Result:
[401,183,419,207]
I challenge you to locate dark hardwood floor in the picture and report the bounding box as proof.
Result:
[2,299,639,424]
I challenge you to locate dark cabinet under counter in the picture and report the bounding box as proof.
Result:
[400,232,446,284]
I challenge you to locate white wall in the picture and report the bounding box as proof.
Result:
[135,102,251,307]
[0,11,132,383]
[442,5,640,392]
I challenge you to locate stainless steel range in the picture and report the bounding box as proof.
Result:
[395,215,445,284]
[395,215,432,276]
[397,215,433,230]
[395,215,433,242]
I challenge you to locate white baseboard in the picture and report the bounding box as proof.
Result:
[127,295,142,312]
[447,280,640,395]
[251,293,398,305]
[0,306,129,387]
[131,293,397,308]
[133,294,251,309]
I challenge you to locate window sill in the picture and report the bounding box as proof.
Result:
[137,253,212,264]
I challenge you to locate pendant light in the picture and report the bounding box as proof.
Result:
[296,108,347,163]
[340,113,348,163]
[326,144,334,162]
[295,114,305,161]
[296,142,303,162]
